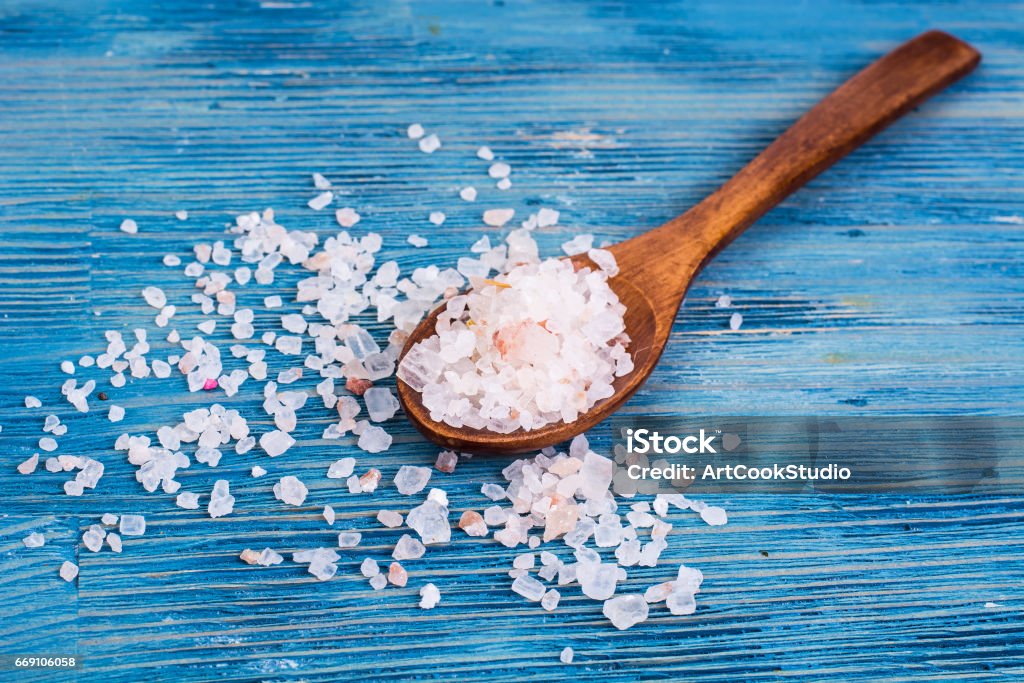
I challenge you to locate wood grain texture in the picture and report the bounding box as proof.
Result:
[1,1,1023,681]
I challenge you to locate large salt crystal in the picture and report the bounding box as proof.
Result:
[23,532,45,548]
[364,387,399,422]
[208,480,235,518]
[59,561,79,582]
[602,595,649,630]
[406,499,450,544]
[357,425,392,453]
[361,558,380,577]
[327,458,356,479]
[579,452,614,500]
[577,561,618,600]
[260,430,295,457]
[511,574,546,602]
[419,583,440,609]
[458,510,488,537]
[274,475,308,506]
[119,514,146,536]
[377,510,403,528]
[394,465,431,495]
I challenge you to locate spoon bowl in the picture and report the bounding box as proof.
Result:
[397,30,980,454]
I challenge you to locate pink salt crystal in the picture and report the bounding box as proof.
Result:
[387,561,408,587]
[434,451,458,473]
[202,378,218,391]
[359,468,382,492]
[458,510,488,537]
[239,549,260,565]
[543,494,579,541]
[346,377,372,396]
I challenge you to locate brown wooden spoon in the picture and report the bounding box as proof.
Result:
[396,30,980,454]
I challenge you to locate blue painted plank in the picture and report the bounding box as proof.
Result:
[1,1,1023,681]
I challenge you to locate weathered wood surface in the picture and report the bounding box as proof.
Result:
[1,1,1022,681]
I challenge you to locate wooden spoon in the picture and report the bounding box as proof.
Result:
[396,30,980,454]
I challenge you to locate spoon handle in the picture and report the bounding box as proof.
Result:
[637,30,980,299]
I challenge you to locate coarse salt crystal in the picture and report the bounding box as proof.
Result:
[428,211,446,226]
[120,219,138,234]
[418,134,441,154]
[335,207,360,228]
[482,208,514,227]
[308,191,333,211]
[419,583,441,609]
[407,123,425,139]
[59,561,79,582]
[477,146,494,161]
[459,186,477,202]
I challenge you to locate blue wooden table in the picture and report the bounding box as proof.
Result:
[2,1,1023,680]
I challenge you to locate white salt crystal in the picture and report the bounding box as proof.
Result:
[537,208,560,227]
[23,532,45,548]
[323,505,336,525]
[119,514,146,536]
[434,451,458,473]
[327,458,356,479]
[274,476,308,506]
[407,234,428,248]
[541,589,560,611]
[265,295,283,309]
[496,177,511,190]
[337,532,361,548]
[418,133,441,153]
[407,499,450,544]
[335,207,360,228]
[59,561,79,582]
[251,465,267,478]
[357,425,392,453]
[483,208,514,227]
[308,191,333,211]
[101,513,118,525]
[107,533,123,553]
[377,510,403,528]
[394,465,431,495]
[312,172,331,189]
[364,387,400,422]
[39,437,58,452]
[260,430,295,457]
[60,360,75,375]
[700,505,728,526]
[477,146,494,161]
[488,162,511,179]
[25,396,42,408]
[428,211,446,226]
[716,294,732,308]
[729,312,743,330]
[175,210,189,220]
[407,123,425,139]
[370,573,387,590]
[361,557,380,577]
[511,574,546,602]
[176,491,200,509]
[120,219,138,234]
[258,548,283,566]
[603,594,649,630]
[459,186,477,202]
[142,286,167,308]
[393,534,426,560]
[561,234,593,256]
[108,405,125,422]
[560,647,573,664]
[208,480,235,518]
[419,583,441,609]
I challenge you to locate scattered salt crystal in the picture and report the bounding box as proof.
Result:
[537,208,560,227]
[258,548,283,566]
[561,234,594,256]
[264,295,283,309]
[541,589,560,611]
[260,430,295,457]
[175,210,189,221]
[434,451,458,473]
[274,476,308,506]
[23,532,45,548]
[394,465,431,495]
[700,505,728,526]
[327,458,356,479]
[387,561,409,587]
[107,533,122,553]
[323,505,336,525]
[364,387,400,422]
[407,234,428,248]
[108,405,125,422]
[419,583,441,609]
[459,186,477,202]
[251,465,267,478]
[335,207,360,228]
[60,360,75,375]
[407,499,451,544]
[729,312,743,330]
[338,532,361,548]
[39,437,58,452]
[378,510,403,528]
[370,573,387,590]
[119,514,146,536]
[59,561,79,582]
[208,480,235,518]
[357,425,392,453]
[477,146,494,161]
[428,211,446,226]
[17,454,38,475]
[120,219,138,234]
[312,172,331,189]
[488,162,511,179]
[603,594,649,630]
[418,134,441,154]
[308,191,333,211]
[25,396,42,408]
[560,647,574,664]
[101,513,118,525]
[361,558,380,577]
[511,574,546,602]
[142,286,167,308]
[407,123,425,139]
[481,483,505,501]
[496,177,511,190]
[482,208,514,227]
[176,491,200,509]
[716,294,732,308]
[393,534,426,560]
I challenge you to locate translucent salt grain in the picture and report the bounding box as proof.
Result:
[541,589,560,611]
[119,514,146,536]
[120,219,138,234]
[327,458,356,479]
[357,425,392,453]
[407,499,450,544]
[101,513,118,525]
[418,134,441,154]
[370,573,387,590]
[176,491,200,509]
[60,360,75,375]
[23,532,45,548]
[260,430,295,457]
[265,295,282,309]
[388,562,408,586]
[108,405,125,422]
[323,505,336,525]
[358,469,382,493]
[175,210,189,220]
[407,234,428,248]
[338,532,362,548]
[458,510,488,537]
[308,191,333,211]
[208,480,235,518]
[428,211,446,226]
[274,475,308,506]
[251,465,267,478]
[393,534,426,560]
[511,574,546,602]
[537,208,560,227]
[39,437,58,452]
[394,465,431,495]
[107,533,122,553]
[142,286,167,308]
[407,123,425,139]
[482,208,514,227]
[716,294,732,308]
[25,395,42,408]
[729,312,743,330]
[603,594,649,630]
[258,548,284,566]
[361,557,380,577]
[378,510,403,528]
[419,583,440,609]
[364,387,400,422]
[434,451,458,473]
[488,162,511,179]
[700,505,728,526]
[496,177,511,190]
[477,146,494,161]
[60,561,79,582]
[459,186,477,202]
[561,234,593,256]
[560,647,574,664]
